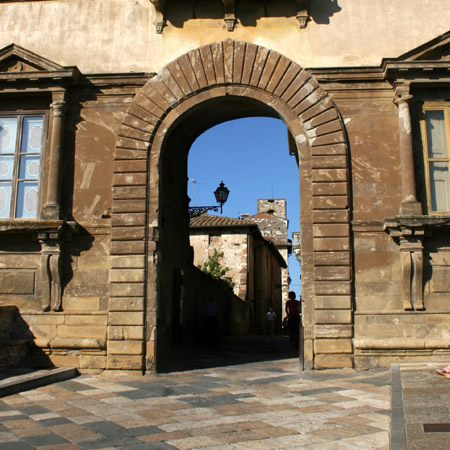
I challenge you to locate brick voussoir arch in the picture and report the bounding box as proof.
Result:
[110,38,352,371]
[121,40,345,141]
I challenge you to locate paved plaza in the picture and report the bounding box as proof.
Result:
[0,337,391,450]
[1,336,450,449]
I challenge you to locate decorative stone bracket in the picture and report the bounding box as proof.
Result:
[150,0,166,34]
[37,222,77,312]
[384,218,425,311]
[385,216,450,311]
[39,232,62,312]
[295,0,309,29]
[223,0,237,31]
[399,236,424,311]
[150,0,310,33]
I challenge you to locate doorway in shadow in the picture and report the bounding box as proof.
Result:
[158,116,301,372]
[161,335,299,373]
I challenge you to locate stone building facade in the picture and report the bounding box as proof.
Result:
[245,199,292,307]
[190,213,286,335]
[0,1,449,372]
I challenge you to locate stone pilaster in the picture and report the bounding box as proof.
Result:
[42,91,67,220]
[394,87,422,216]
[309,124,353,369]
[109,155,149,372]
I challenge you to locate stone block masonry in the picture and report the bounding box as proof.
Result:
[111,39,353,370]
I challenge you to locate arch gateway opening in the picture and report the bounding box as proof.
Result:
[110,40,352,372]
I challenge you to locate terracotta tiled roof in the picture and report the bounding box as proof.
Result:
[190,213,255,228]
[271,238,291,247]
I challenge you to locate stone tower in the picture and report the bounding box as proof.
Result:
[249,199,291,308]
[257,199,287,219]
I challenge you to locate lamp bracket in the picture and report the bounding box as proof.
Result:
[188,205,221,218]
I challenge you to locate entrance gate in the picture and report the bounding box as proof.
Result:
[109,39,352,371]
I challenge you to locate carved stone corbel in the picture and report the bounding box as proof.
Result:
[223,0,237,31]
[150,0,166,34]
[384,219,425,311]
[412,247,424,310]
[399,236,424,310]
[152,0,309,33]
[39,231,62,312]
[37,222,77,312]
[296,0,310,28]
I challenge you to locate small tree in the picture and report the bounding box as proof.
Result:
[198,249,235,290]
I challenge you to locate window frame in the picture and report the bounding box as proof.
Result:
[0,109,48,220]
[420,102,450,215]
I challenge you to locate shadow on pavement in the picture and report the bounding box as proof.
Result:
[161,334,300,373]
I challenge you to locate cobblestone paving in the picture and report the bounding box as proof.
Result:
[0,358,390,449]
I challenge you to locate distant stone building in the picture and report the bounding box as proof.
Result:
[292,231,301,299]
[190,213,286,335]
[245,199,292,308]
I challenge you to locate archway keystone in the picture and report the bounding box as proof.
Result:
[109,39,352,372]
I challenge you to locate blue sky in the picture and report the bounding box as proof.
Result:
[188,116,301,296]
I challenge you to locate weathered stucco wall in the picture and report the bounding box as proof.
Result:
[0,0,448,74]
[61,91,129,310]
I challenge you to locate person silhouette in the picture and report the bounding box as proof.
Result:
[266,308,277,337]
[286,291,300,350]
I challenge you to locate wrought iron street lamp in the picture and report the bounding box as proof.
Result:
[188,181,230,218]
[214,181,230,213]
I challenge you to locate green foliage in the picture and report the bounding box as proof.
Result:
[198,249,235,290]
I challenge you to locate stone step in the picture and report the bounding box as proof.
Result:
[0,366,78,398]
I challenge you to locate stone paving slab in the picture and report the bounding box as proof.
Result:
[0,358,390,449]
[392,362,450,450]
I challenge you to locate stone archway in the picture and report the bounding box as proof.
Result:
[109,39,352,372]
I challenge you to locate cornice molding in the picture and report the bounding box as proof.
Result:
[0,43,81,89]
[150,0,311,34]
